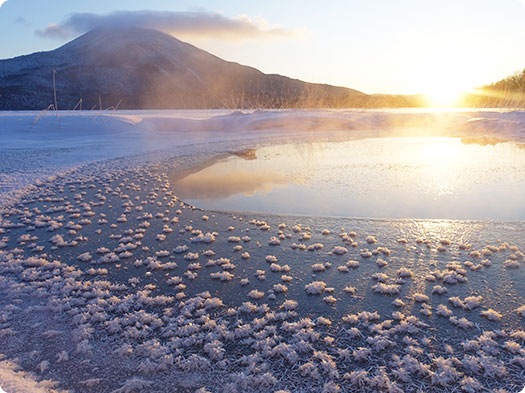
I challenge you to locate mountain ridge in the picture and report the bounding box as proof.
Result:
[0,27,422,110]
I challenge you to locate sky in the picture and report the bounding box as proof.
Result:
[1,0,525,96]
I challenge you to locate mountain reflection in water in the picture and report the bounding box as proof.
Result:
[173,169,290,200]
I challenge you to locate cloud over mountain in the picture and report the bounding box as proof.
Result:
[35,10,302,41]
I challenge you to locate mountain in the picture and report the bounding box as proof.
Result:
[0,28,422,110]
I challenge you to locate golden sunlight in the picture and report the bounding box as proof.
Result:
[424,85,466,107]
[416,60,474,107]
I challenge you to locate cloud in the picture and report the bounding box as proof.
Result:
[14,16,29,25]
[35,10,302,41]
[0,0,7,8]
[36,23,70,39]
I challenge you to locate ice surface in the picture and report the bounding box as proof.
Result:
[1,109,525,392]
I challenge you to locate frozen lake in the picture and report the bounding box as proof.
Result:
[3,108,525,209]
[171,137,525,220]
[2,111,525,392]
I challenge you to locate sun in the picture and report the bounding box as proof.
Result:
[424,85,466,107]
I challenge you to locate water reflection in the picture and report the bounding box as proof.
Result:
[173,169,290,200]
[170,137,525,220]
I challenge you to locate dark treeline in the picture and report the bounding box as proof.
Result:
[461,69,525,109]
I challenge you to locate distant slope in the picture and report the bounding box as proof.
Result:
[0,28,422,110]
[486,69,525,92]
[461,68,525,108]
